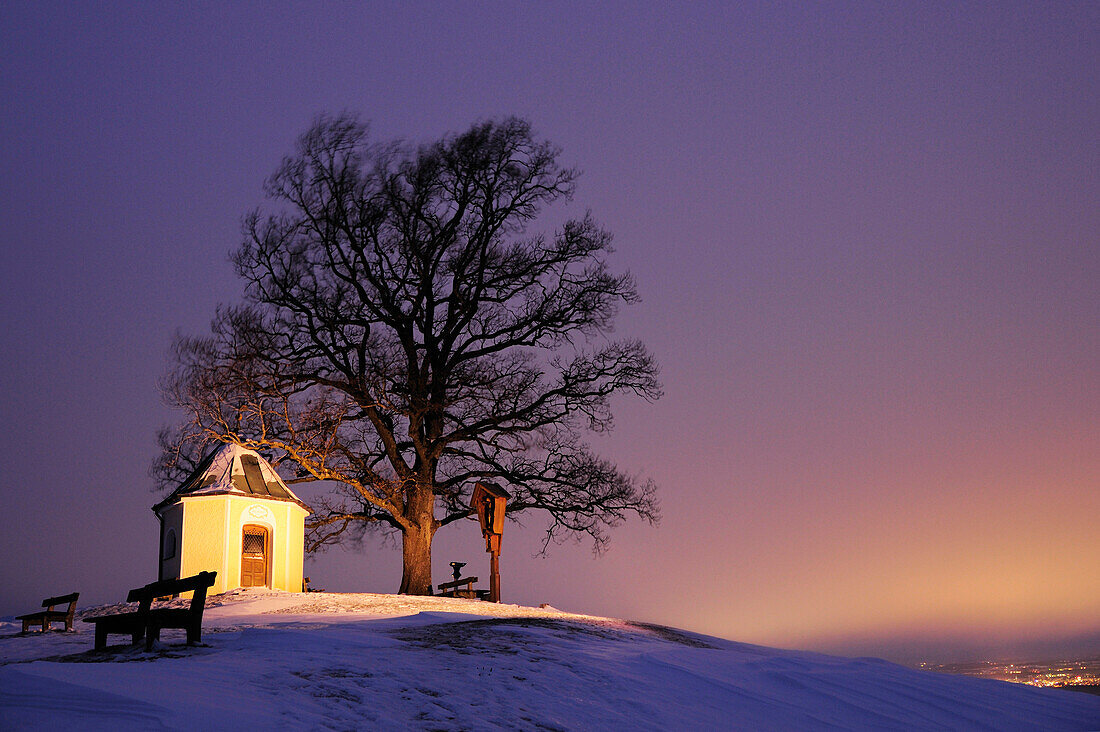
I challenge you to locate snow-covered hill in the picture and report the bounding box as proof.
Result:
[1,590,1098,730]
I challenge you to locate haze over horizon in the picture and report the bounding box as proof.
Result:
[1,2,1097,666]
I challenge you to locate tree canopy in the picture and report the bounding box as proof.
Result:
[156,115,660,594]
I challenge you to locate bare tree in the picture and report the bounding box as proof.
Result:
[156,115,660,594]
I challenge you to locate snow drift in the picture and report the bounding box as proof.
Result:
[1,590,1097,730]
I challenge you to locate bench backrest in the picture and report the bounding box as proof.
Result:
[126,572,218,612]
[437,577,479,591]
[42,592,79,610]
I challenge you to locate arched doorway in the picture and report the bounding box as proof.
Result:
[241,525,270,587]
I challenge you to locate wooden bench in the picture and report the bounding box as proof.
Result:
[17,592,80,633]
[437,576,488,600]
[84,571,217,651]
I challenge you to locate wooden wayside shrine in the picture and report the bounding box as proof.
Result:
[472,481,509,603]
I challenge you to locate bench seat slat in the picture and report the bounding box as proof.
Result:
[17,611,72,621]
[84,612,145,631]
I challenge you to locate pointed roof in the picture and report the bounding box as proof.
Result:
[154,443,311,514]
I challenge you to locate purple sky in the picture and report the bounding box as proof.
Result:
[1,2,1097,664]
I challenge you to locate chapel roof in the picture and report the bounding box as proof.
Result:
[153,443,311,514]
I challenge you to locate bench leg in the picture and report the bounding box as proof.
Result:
[186,622,200,646]
[95,625,108,650]
[145,624,160,652]
[41,617,49,632]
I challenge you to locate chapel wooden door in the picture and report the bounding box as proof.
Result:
[241,525,269,587]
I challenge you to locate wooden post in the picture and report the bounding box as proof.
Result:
[489,544,501,603]
[473,482,509,604]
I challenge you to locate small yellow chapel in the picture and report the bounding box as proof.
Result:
[153,443,311,595]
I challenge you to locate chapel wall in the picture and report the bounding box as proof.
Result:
[179,497,229,595]
[158,504,184,581]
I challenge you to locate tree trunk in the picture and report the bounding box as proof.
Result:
[398,508,435,595]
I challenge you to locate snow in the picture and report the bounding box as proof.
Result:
[2,590,1098,730]
[186,442,243,495]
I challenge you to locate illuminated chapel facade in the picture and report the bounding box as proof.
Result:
[153,443,311,595]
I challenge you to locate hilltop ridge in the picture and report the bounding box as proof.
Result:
[2,590,1098,730]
